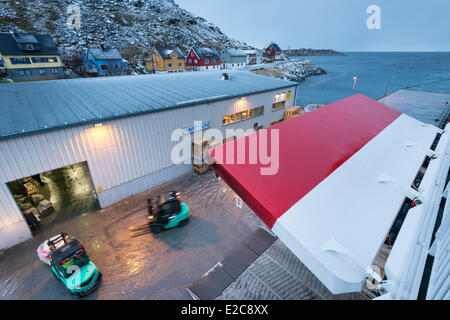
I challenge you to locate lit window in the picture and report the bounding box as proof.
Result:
[272,101,285,111]
[222,106,264,126]
[194,59,198,64]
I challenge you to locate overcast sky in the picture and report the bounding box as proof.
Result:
[175,0,450,51]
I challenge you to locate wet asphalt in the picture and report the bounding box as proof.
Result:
[0,170,263,300]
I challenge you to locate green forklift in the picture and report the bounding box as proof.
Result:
[42,233,102,297]
[129,191,189,237]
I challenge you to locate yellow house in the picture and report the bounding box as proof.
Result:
[0,31,64,81]
[145,46,186,73]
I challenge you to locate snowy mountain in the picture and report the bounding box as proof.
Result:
[0,0,247,71]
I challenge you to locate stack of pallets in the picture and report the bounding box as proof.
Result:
[284,106,304,121]
[193,139,220,175]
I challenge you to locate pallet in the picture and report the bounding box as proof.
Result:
[194,163,210,175]
[284,106,304,121]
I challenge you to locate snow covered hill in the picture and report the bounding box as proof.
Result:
[0,0,247,71]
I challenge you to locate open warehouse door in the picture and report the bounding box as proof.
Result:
[6,161,100,234]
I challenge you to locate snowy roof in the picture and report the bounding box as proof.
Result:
[0,71,298,140]
[88,47,124,60]
[0,32,60,56]
[266,43,282,52]
[192,47,220,60]
[243,49,260,55]
[222,47,247,57]
[209,94,441,294]
[153,46,185,59]
[10,32,39,44]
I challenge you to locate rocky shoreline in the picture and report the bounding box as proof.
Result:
[250,60,326,83]
[284,48,344,56]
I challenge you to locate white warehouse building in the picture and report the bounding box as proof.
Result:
[0,71,299,250]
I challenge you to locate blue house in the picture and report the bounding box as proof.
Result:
[84,46,129,76]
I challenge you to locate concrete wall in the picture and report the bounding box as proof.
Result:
[0,85,297,249]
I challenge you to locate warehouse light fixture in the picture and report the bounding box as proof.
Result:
[94,123,103,127]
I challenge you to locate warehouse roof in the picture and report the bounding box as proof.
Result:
[0,71,297,140]
[209,94,441,294]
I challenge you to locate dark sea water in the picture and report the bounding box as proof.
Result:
[294,52,450,106]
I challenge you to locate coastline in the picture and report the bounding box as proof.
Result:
[249,59,326,83]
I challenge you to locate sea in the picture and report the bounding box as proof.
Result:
[293,52,450,106]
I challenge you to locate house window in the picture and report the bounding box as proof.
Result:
[205,59,209,64]
[206,66,209,70]
[212,59,216,64]
[222,106,264,126]
[168,63,173,68]
[51,68,58,74]
[39,69,47,75]
[194,59,198,64]
[18,69,32,76]
[188,59,192,64]
[10,57,31,65]
[191,52,195,57]
[114,63,119,70]
[178,63,183,67]
[31,57,59,63]
[100,64,108,71]
[272,101,285,111]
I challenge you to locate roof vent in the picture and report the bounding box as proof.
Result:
[222,73,229,80]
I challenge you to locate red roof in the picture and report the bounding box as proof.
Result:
[209,94,401,228]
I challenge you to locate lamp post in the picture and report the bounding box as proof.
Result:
[352,76,358,92]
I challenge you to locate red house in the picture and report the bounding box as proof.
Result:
[186,47,221,71]
[263,43,283,61]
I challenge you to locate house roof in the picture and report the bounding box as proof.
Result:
[192,47,220,60]
[154,46,185,59]
[266,43,282,52]
[0,70,298,140]
[0,32,60,56]
[88,47,123,60]
[11,33,39,44]
[222,47,247,57]
[209,94,441,294]
[243,49,260,55]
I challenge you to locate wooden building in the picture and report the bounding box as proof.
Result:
[145,46,186,73]
[263,43,283,61]
[84,46,129,76]
[186,47,220,71]
[0,31,64,81]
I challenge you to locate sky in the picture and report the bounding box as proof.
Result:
[175,0,450,51]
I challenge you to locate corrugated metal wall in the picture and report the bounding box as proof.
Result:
[0,86,297,232]
[427,192,450,300]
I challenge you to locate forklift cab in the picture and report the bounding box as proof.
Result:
[51,239,90,279]
[148,191,182,223]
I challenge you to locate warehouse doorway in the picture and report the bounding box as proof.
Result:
[6,162,100,234]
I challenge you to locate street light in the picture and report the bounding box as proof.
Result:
[352,76,358,92]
